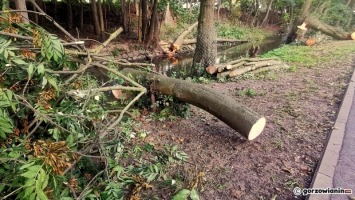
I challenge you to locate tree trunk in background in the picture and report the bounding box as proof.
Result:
[67,0,73,30]
[51,0,57,19]
[98,0,105,39]
[145,0,159,48]
[80,0,84,29]
[286,0,312,43]
[14,0,29,23]
[261,0,274,26]
[138,0,142,42]
[121,0,127,32]
[192,0,217,75]
[91,0,101,35]
[141,0,149,41]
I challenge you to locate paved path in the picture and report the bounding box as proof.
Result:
[307,64,355,200]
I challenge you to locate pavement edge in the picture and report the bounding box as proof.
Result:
[306,63,355,200]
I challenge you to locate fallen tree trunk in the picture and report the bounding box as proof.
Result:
[305,17,351,40]
[122,68,266,140]
[170,22,198,52]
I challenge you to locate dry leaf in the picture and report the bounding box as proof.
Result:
[112,89,123,99]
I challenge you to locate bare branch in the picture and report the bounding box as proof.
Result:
[92,27,124,54]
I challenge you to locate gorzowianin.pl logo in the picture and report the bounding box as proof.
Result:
[293,187,352,196]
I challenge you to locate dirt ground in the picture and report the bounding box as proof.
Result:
[139,42,355,199]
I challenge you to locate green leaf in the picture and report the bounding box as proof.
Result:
[190,189,200,200]
[27,63,35,78]
[46,75,58,90]
[6,89,13,101]
[37,63,45,75]
[172,189,191,200]
[21,170,37,178]
[0,131,6,139]
[24,185,35,197]
[24,179,36,187]
[0,183,5,193]
[39,168,49,189]
[42,76,48,88]
[12,59,27,65]
[36,180,48,200]
[28,165,42,172]
[20,161,36,170]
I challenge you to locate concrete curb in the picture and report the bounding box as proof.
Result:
[307,64,355,200]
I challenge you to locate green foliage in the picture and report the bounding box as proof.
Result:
[262,42,355,68]
[237,88,258,97]
[319,2,352,28]
[0,13,191,199]
[216,22,272,41]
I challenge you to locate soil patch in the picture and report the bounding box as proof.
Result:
[139,42,354,199]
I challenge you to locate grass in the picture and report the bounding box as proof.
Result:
[216,22,273,41]
[261,41,355,68]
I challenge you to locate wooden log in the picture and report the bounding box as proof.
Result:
[122,68,266,140]
[206,65,217,74]
[216,57,274,69]
[305,17,351,40]
[229,60,282,77]
[226,61,247,70]
[171,22,198,52]
[217,71,230,78]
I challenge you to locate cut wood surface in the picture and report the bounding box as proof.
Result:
[122,68,266,140]
[305,17,351,40]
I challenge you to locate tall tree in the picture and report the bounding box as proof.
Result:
[261,0,274,26]
[14,0,29,23]
[145,0,159,48]
[91,0,101,35]
[192,0,217,75]
[66,0,73,30]
[141,0,149,41]
[285,0,313,43]
[98,0,105,38]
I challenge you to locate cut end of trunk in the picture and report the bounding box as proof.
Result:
[248,117,266,140]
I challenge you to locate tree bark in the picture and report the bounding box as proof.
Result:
[141,0,148,41]
[91,0,101,35]
[192,0,217,74]
[305,17,351,40]
[51,0,57,19]
[121,0,127,32]
[80,0,84,29]
[286,0,312,43]
[145,0,159,48]
[66,0,73,30]
[98,0,105,39]
[122,68,266,140]
[261,0,274,27]
[14,0,29,23]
